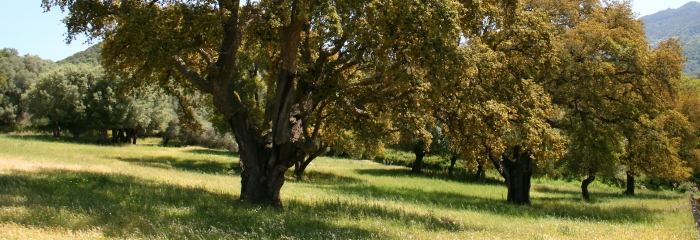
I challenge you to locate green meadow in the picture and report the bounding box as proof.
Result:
[0,134,696,239]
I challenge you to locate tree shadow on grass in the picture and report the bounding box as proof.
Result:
[287,171,365,185]
[0,170,482,238]
[116,156,237,175]
[185,149,239,158]
[332,181,671,224]
[354,168,505,186]
[5,134,108,147]
[5,133,157,147]
[533,185,682,201]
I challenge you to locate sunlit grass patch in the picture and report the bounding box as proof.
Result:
[0,134,697,239]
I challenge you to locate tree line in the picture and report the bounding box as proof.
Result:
[31,0,700,208]
[0,47,237,149]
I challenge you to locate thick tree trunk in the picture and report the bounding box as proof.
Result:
[235,68,304,207]
[411,141,426,174]
[625,171,635,195]
[476,161,486,183]
[502,146,532,205]
[581,172,596,200]
[448,153,458,177]
[174,0,305,207]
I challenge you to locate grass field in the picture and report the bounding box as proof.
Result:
[0,133,697,239]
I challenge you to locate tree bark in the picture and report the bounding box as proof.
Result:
[411,141,426,174]
[502,146,532,205]
[448,153,458,178]
[581,171,596,200]
[625,171,635,195]
[112,129,119,143]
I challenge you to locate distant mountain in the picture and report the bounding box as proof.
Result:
[641,1,700,76]
[57,44,102,66]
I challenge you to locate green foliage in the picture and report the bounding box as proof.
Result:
[24,64,98,134]
[57,44,102,66]
[641,1,700,76]
[24,63,178,137]
[0,52,56,125]
[0,48,18,59]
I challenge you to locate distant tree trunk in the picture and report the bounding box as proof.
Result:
[131,128,138,144]
[124,128,133,144]
[293,143,328,179]
[163,136,170,146]
[72,130,80,142]
[475,161,486,183]
[112,129,119,143]
[581,171,596,200]
[118,129,126,143]
[502,146,532,205]
[625,171,635,195]
[99,129,109,144]
[53,122,61,138]
[448,153,458,177]
[411,141,426,174]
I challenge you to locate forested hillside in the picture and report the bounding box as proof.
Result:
[57,44,101,65]
[642,1,700,76]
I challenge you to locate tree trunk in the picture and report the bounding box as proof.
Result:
[118,129,126,143]
[293,156,315,179]
[111,129,118,143]
[448,153,458,177]
[53,122,61,138]
[625,171,635,195]
[131,129,138,144]
[293,144,327,179]
[502,146,532,205]
[235,68,304,207]
[581,172,596,200]
[476,161,486,183]
[124,128,133,144]
[72,130,80,142]
[411,141,426,174]
[99,129,109,144]
[173,1,305,207]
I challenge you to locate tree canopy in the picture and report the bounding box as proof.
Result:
[41,0,692,206]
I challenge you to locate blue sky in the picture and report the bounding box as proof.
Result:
[0,0,695,62]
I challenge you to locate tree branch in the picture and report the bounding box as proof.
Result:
[172,56,213,94]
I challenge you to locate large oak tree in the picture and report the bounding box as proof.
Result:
[42,0,472,207]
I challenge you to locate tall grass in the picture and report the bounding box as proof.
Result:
[0,134,697,239]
